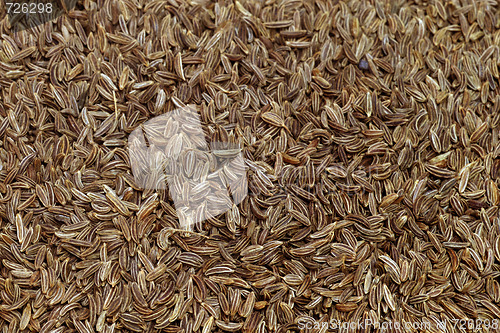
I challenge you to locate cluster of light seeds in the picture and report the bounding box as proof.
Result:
[1,0,500,332]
